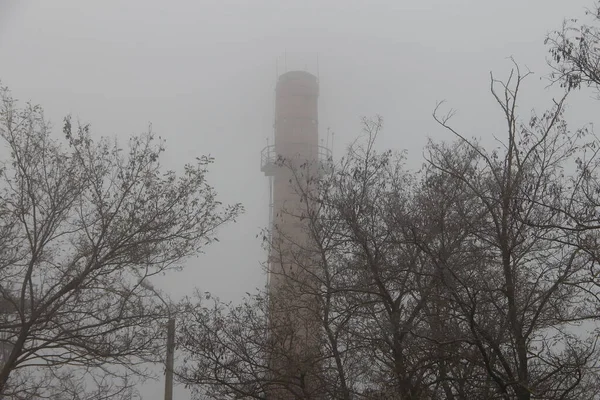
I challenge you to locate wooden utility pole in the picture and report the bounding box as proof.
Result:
[164,317,175,400]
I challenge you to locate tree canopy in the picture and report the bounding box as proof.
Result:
[0,86,241,399]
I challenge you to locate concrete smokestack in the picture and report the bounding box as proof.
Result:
[261,70,329,399]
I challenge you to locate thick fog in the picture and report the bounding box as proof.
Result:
[1,0,598,398]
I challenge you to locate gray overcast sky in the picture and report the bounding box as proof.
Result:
[1,0,598,398]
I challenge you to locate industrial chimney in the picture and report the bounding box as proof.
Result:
[261,70,331,399]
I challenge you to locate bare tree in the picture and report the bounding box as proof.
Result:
[425,62,600,399]
[546,1,600,93]
[177,119,445,399]
[176,291,271,399]
[312,118,439,399]
[0,85,241,398]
